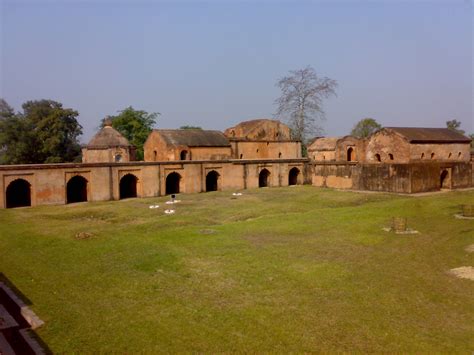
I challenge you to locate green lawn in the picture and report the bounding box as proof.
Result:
[1,186,473,352]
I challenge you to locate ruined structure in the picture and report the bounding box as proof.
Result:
[0,120,472,209]
[224,119,302,160]
[81,120,136,163]
[144,129,231,161]
[311,127,472,192]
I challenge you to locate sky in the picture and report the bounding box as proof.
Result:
[0,0,472,143]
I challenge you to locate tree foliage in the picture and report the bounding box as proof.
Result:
[350,118,382,138]
[274,66,337,142]
[0,99,82,164]
[103,106,159,161]
[446,119,465,135]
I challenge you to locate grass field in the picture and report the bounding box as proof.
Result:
[1,186,473,352]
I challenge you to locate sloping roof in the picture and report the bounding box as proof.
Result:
[154,129,230,147]
[385,127,471,143]
[308,137,340,151]
[226,119,281,136]
[86,125,132,148]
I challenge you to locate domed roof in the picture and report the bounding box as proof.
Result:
[86,121,132,148]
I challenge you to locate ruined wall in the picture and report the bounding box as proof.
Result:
[225,120,291,140]
[0,159,308,209]
[335,136,366,162]
[309,150,336,162]
[409,143,471,162]
[365,131,410,163]
[230,141,301,160]
[143,133,175,161]
[82,147,133,163]
[189,147,232,161]
[312,162,472,194]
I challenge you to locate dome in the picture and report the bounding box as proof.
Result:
[86,122,132,148]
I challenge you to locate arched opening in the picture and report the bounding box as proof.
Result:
[119,174,138,199]
[6,179,31,208]
[67,176,88,204]
[458,152,462,158]
[375,154,381,162]
[166,172,181,195]
[205,170,219,192]
[259,169,271,188]
[278,152,282,158]
[421,153,425,159]
[240,154,243,159]
[153,150,157,161]
[431,152,435,160]
[440,169,450,189]
[288,167,300,186]
[347,147,355,161]
[114,154,122,162]
[388,153,394,160]
[180,150,188,160]
[448,152,452,159]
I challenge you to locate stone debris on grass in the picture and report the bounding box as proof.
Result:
[454,214,474,220]
[465,244,474,253]
[448,266,474,281]
[199,229,216,235]
[74,232,94,240]
[165,200,181,205]
[382,227,419,234]
[232,192,243,196]
[164,209,175,215]
[148,205,160,209]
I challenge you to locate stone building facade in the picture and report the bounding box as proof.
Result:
[1,121,472,209]
[144,129,231,161]
[224,119,302,160]
[82,121,136,163]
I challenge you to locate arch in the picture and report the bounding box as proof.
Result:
[180,150,188,160]
[259,169,271,188]
[205,170,219,192]
[278,152,282,158]
[458,152,462,158]
[388,153,394,160]
[66,176,88,204]
[375,153,381,162]
[153,150,157,161]
[347,147,355,161]
[448,152,452,159]
[421,153,425,159]
[440,169,450,189]
[240,154,243,159]
[6,179,31,208]
[166,172,181,195]
[288,167,300,186]
[431,152,435,160]
[119,174,138,199]
[114,154,122,162]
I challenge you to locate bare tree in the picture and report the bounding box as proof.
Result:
[274,66,337,142]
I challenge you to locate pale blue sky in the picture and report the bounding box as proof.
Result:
[1,0,472,142]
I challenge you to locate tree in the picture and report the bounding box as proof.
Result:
[446,119,465,135]
[0,99,82,164]
[274,66,337,142]
[350,118,382,138]
[179,125,202,130]
[103,106,159,161]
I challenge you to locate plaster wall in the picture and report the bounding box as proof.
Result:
[231,141,301,160]
[409,143,471,162]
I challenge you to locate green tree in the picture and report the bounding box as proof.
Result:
[350,118,382,138]
[103,106,159,161]
[0,99,82,164]
[446,119,465,135]
[179,125,202,130]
